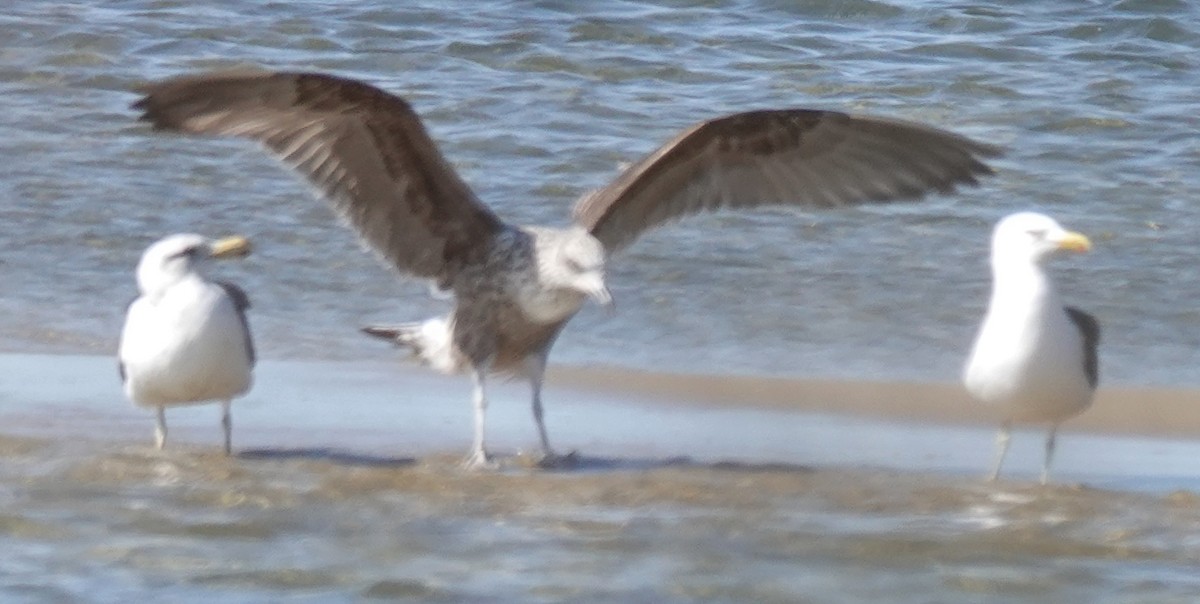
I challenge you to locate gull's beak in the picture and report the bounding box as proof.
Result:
[209,235,252,259]
[1056,231,1091,253]
[595,286,615,315]
[578,274,615,314]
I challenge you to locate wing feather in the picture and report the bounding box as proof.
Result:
[215,281,257,368]
[1064,306,1101,389]
[133,70,507,284]
[574,109,1001,252]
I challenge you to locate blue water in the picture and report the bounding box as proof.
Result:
[4,352,1200,603]
[3,0,1200,385]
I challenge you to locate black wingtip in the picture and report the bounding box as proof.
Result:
[129,93,164,128]
[130,100,183,131]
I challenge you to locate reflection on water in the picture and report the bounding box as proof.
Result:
[3,354,1200,602]
[3,436,1200,603]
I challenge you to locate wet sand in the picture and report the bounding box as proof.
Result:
[4,353,1200,602]
[551,366,1200,439]
[2,428,1200,602]
[3,352,1200,489]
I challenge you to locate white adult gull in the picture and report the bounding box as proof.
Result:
[118,233,255,455]
[963,212,1099,485]
[133,69,1001,468]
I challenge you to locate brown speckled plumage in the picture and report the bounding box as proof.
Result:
[133,69,1001,467]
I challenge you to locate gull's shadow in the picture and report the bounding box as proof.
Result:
[707,459,818,474]
[237,447,815,475]
[540,453,816,475]
[238,447,416,468]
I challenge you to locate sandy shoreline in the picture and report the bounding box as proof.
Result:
[2,351,1200,491]
[3,352,1200,442]
[550,366,1200,439]
[3,359,1199,601]
[4,361,1200,601]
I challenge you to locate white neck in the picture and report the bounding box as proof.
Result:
[988,256,1059,322]
[138,267,199,298]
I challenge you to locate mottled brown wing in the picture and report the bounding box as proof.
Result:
[133,70,506,284]
[573,109,1002,253]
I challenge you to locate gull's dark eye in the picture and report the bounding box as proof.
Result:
[1027,228,1047,240]
[170,246,201,260]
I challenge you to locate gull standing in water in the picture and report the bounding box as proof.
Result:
[134,69,1000,468]
[964,212,1099,484]
[118,233,255,455]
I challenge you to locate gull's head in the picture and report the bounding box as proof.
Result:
[991,212,1090,268]
[136,233,252,295]
[550,228,612,309]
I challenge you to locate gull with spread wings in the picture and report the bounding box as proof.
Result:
[134,70,1000,468]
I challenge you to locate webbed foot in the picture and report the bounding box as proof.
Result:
[535,449,580,470]
[461,448,499,471]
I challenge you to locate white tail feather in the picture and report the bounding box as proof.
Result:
[361,317,465,374]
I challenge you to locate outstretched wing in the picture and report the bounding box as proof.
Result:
[1064,306,1100,389]
[573,109,1001,253]
[134,70,507,285]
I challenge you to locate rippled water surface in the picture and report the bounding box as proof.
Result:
[3,0,1200,601]
[8,437,1200,603]
[3,354,1200,602]
[3,0,1200,383]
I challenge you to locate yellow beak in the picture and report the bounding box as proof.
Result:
[209,235,252,259]
[1057,231,1091,253]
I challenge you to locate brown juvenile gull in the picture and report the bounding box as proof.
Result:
[963,212,1098,485]
[118,233,255,455]
[133,69,1000,468]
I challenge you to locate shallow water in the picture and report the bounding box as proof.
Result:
[2,0,1200,384]
[0,353,1198,602]
[5,353,1200,602]
[8,438,1200,603]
